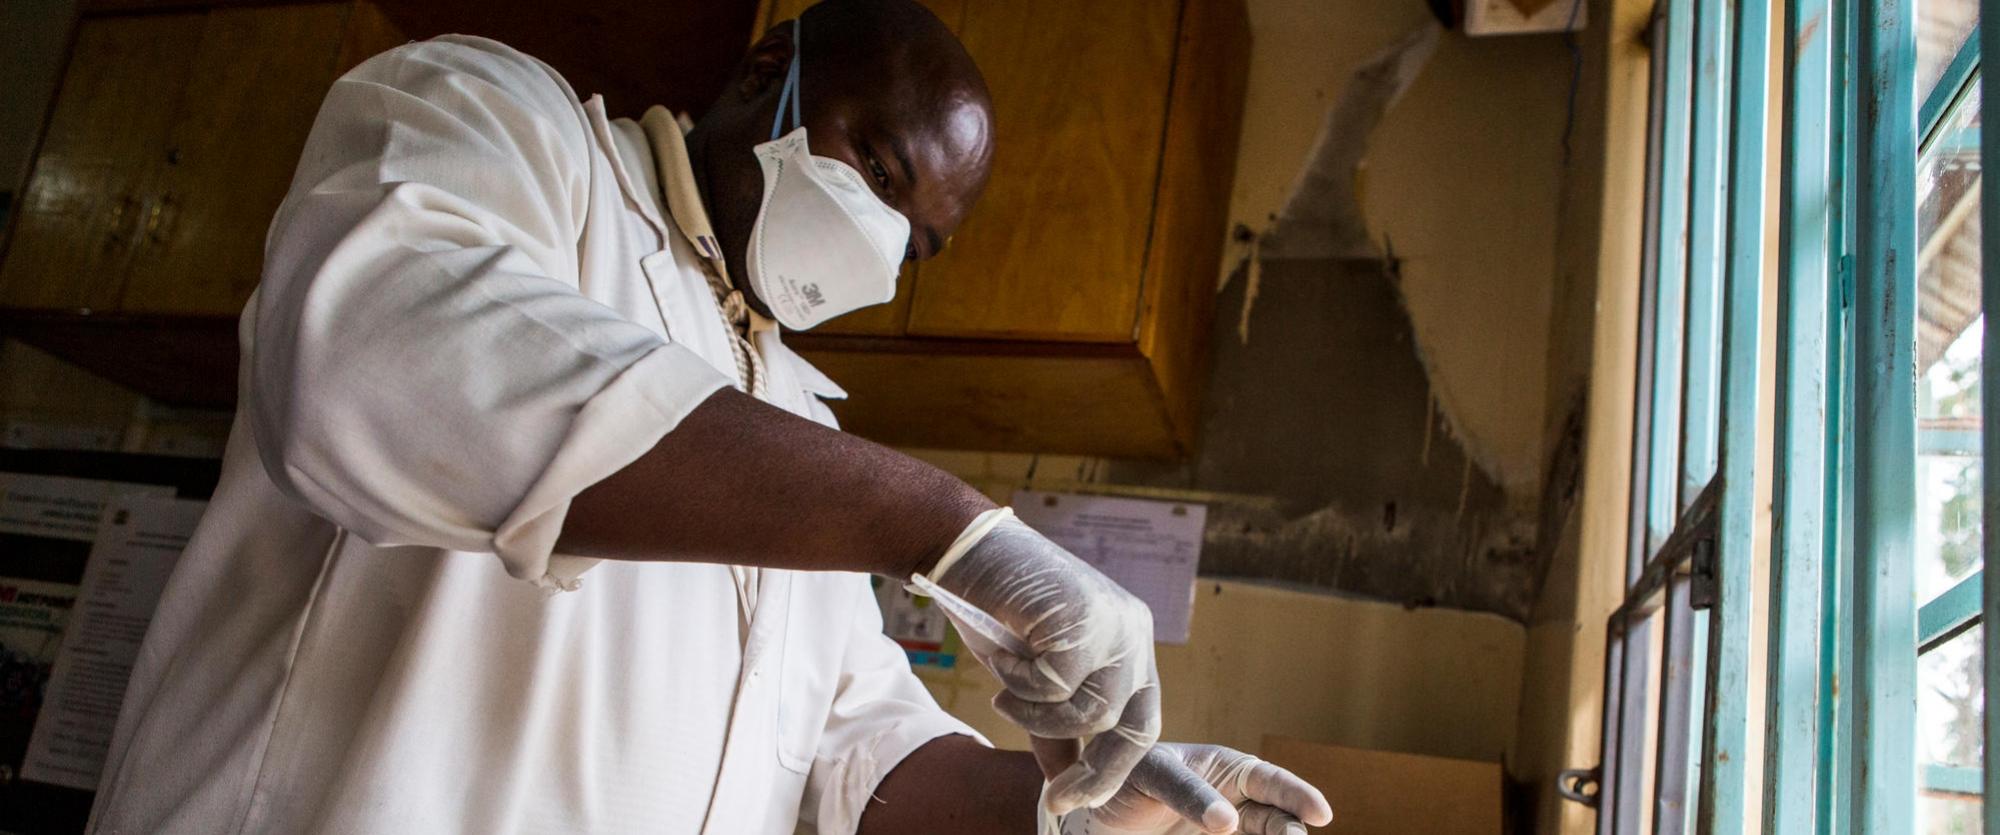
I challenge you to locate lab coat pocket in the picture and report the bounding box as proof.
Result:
[774,575,838,774]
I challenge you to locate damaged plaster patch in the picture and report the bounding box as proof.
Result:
[1225,20,1529,501]
[1111,257,1539,620]
[1231,22,1440,345]
[1258,22,1440,263]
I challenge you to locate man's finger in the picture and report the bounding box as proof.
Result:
[1238,804,1309,835]
[1241,761,1334,826]
[991,660,1139,737]
[1043,679,1161,815]
[1127,747,1238,833]
[973,643,1076,703]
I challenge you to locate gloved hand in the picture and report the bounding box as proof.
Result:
[1060,743,1335,835]
[928,513,1161,815]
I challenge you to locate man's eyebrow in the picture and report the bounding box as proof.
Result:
[883,136,941,256]
[888,136,919,189]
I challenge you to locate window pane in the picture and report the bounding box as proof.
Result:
[1916,629,1984,832]
[1922,792,1984,835]
[1917,0,1978,104]
[1916,78,1982,604]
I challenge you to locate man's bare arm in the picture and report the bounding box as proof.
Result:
[858,736,1040,835]
[558,388,993,577]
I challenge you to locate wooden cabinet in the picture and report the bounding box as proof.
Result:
[753,0,1249,457]
[2,0,1247,458]
[0,2,396,316]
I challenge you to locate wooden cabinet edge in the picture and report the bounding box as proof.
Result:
[1136,0,1249,458]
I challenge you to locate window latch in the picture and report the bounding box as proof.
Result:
[1689,537,1718,610]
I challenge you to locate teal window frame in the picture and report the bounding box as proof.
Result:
[1595,0,1769,830]
[1589,0,1998,830]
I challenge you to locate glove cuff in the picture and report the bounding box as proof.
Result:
[912,505,1015,589]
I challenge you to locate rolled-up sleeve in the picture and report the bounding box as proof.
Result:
[801,582,990,834]
[249,36,730,589]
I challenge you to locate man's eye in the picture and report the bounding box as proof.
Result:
[865,154,891,189]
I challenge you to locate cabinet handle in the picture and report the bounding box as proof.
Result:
[106,192,141,252]
[145,193,178,245]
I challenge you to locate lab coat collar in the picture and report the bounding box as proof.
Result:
[583,96,666,236]
[638,106,729,272]
[636,107,847,405]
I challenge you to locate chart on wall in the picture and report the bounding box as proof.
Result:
[1011,490,1207,644]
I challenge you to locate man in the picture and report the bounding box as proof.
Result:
[91,1,1332,833]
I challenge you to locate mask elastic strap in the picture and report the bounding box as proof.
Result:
[769,19,803,141]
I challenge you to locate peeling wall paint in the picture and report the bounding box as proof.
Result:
[1114,256,1540,619]
[1223,1,1569,506]
[1096,4,1570,619]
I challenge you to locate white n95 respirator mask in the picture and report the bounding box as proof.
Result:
[743,20,911,331]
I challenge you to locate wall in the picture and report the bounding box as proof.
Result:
[1504,0,1648,828]
[1221,0,1566,506]
[918,577,1526,764]
[1085,0,1573,620]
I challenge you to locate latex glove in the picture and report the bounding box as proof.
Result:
[930,514,1161,814]
[1060,743,1335,835]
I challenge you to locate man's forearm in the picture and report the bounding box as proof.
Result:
[558,388,994,577]
[859,735,1041,835]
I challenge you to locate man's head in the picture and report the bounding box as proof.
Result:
[686,0,994,317]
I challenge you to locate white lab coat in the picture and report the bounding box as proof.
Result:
[89,36,979,835]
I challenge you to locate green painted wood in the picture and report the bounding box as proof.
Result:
[1680,0,1731,517]
[1652,0,1701,554]
[1818,4,1855,829]
[1979,12,1999,826]
[1917,569,1984,652]
[1768,0,1838,824]
[1923,764,1986,796]
[1851,0,1922,832]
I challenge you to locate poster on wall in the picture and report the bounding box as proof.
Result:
[0,455,219,832]
[872,577,961,669]
[1011,490,1208,645]
[22,495,206,791]
[0,577,78,777]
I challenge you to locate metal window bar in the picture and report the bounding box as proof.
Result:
[1851,2,1921,835]
[1598,0,1699,830]
[1696,0,1771,827]
[1921,28,1981,150]
[1917,569,1984,653]
[1681,0,1733,510]
[1982,0,2000,827]
[1655,0,1702,556]
[1818,2,1856,827]
[1767,0,1838,824]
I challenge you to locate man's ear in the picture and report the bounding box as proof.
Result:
[737,28,795,101]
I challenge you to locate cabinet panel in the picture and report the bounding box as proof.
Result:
[792,339,1176,456]
[122,3,351,315]
[906,0,1178,342]
[0,13,205,310]
[1138,0,1249,445]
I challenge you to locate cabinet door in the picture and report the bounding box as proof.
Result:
[906,0,1178,342]
[0,13,205,311]
[121,3,351,315]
